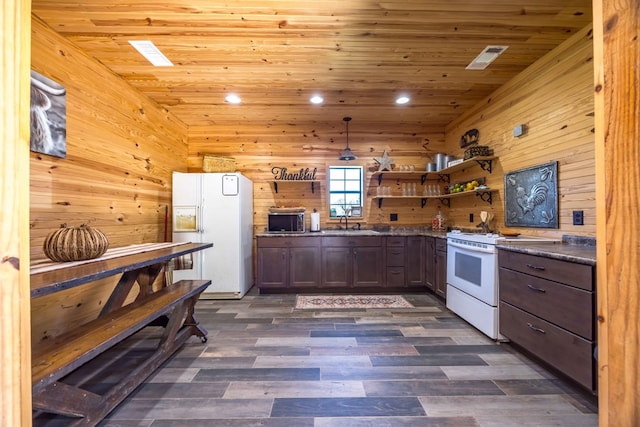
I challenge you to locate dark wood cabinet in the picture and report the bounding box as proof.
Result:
[257,234,435,292]
[498,249,596,391]
[257,246,288,288]
[321,246,350,287]
[257,236,321,289]
[353,246,384,287]
[385,236,406,287]
[424,237,436,292]
[321,236,383,288]
[406,236,425,287]
[434,238,447,299]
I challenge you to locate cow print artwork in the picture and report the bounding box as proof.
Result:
[30,70,66,158]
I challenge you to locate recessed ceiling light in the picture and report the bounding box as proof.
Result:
[395,96,410,105]
[128,40,173,66]
[310,95,324,104]
[225,94,242,104]
[466,45,509,70]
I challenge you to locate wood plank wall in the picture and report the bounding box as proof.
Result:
[29,16,189,345]
[188,126,447,232]
[29,16,189,261]
[444,25,595,238]
[188,26,595,239]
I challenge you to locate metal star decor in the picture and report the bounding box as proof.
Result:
[374,150,394,171]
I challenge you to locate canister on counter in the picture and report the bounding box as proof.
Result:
[432,210,446,231]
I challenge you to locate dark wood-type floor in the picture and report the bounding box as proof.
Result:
[35,289,598,426]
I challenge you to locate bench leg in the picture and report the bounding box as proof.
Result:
[183,294,208,342]
[32,292,209,426]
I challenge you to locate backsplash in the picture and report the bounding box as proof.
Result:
[562,235,596,247]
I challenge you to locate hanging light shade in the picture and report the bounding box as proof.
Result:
[339,116,357,161]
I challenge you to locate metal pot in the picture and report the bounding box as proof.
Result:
[426,163,437,172]
[444,155,456,168]
[434,153,446,171]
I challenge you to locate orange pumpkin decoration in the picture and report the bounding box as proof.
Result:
[43,223,109,262]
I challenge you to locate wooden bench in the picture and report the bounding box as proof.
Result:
[30,243,213,426]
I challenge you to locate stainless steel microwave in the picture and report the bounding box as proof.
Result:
[267,212,305,233]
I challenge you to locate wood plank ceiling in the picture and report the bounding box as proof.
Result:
[31,0,593,134]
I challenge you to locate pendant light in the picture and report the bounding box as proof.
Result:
[339,116,357,161]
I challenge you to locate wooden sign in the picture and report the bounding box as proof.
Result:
[271,166,317,181]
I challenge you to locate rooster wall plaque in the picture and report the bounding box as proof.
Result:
[504,161,558,228]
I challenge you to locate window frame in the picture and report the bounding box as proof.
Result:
[327,165,364,219]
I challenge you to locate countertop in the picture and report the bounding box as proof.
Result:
[256,229,596,265]
[496,241,596,265]
[256,228,448,239]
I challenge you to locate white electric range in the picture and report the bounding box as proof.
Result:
[445,231,558,340]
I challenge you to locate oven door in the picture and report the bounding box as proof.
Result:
[446,239,498,306]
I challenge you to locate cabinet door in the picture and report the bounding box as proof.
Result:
[406,236,425,287]
[424,237,436,291]
[290,246,322,287]
[435,247,447,299]
[322,246,350,287]
[257,247,288,288]
[353,246,383,287]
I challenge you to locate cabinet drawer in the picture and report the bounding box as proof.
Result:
[322,236,383,247]
[386,267,405,286]
[257,236,320,248]
[386,247,405,266]
[499,268,593,339]
[386,236,405,247]
[498,250,593,291]
[500,302,594,390]
[435,238,447,252]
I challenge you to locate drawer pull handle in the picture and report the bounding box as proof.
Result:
[526,323,546,334]
[526,263,546,271]
[527,284,546,293]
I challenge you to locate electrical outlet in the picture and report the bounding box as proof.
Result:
[469,213,474,223]
[573,210,584,225]
[390,213,398,221]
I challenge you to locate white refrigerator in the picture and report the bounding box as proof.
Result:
[172,172,254,299]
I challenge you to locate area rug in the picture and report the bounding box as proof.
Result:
[295,295,414,309]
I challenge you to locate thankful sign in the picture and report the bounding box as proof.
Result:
[272,166,317,181]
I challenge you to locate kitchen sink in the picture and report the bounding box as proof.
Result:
[318,229,380,236]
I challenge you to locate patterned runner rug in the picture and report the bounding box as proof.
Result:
[295,295,414,309]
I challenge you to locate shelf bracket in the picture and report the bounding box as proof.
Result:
[421,198,428,208]
[273,181,316,194]
[377,198,384,208]
[376,173,384,185]
[421,174,427,185]
[438,198,451,208]
[438,174,450,184]
[476,159,493,173]
[477,191,493,205]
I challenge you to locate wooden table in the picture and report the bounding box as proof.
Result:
[30,242,213,426]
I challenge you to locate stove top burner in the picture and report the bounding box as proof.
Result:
[447,231,502,244]
[447,230,561,245]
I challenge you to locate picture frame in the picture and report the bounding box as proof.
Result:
[30,70,67,158]
[504,161,558,228]
[173,206,198,232]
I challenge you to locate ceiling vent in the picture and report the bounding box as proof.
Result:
[465,45,509,70]
[129,40,173,66]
